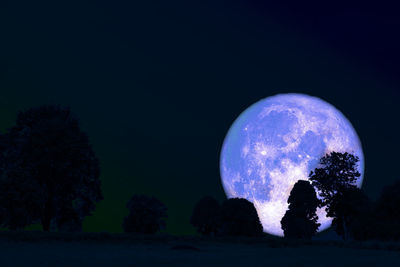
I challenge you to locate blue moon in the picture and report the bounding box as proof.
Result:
[220,93,364,236]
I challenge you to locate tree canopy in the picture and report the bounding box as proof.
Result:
[309,152,360,205]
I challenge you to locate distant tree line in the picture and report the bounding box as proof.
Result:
[0,105,262,236]
[1,105,400,241]
[122,152,400,240]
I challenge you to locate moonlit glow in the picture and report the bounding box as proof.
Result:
[220,93,364,237]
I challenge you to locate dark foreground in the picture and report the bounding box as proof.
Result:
[1,232,400,266]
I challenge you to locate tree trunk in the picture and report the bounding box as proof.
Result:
[42,186,54,232]
[42,217,50,231]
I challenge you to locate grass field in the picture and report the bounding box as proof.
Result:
[1,231,400,266]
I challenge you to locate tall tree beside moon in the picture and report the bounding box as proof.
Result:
[220,93,364,237]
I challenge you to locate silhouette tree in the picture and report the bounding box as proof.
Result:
[328,187,371,240]
[123,195,168,234]
[376,180,400,222]
[190,196,221,236]
[0,105,102,231]
[309,151,361,240]
[218,198,263,236]
[372,180,400,240]
[281,180,320,239]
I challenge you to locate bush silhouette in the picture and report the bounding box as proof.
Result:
[218,198,263,236]
[0,105,102,231]
[281,180,320,239]
[123,195,168,234]
[190,196,221,236]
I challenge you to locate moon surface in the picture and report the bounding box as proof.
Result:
[220,93,364,237]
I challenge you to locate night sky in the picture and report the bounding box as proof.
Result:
[2,1,400,234]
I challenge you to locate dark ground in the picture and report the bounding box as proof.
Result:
[1,231,400,266]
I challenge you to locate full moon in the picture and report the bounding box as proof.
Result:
[220,93,364,237]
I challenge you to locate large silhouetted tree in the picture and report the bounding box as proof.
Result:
[190,196,221,236]
[123,195,168,234]
[218,198,263,236]
[309,151,361,240]
[328,187,371,240]
[281,180,320,239]
[0,105,102,231]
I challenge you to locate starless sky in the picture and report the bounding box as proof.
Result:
[1,0,400,234]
